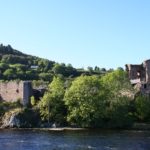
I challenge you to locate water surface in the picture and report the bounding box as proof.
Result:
[0,129,150,150]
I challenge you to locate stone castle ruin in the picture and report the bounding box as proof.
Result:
[0,81,32,106]
[126,59,150,95]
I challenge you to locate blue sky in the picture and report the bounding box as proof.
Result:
[0,0,150,69]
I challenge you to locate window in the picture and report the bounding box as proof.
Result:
[137,71,141,78]
[144,84,147,89]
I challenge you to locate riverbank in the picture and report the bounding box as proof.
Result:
[1,123,150,131]
[131,123,150,130]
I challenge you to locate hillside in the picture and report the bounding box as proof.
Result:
[0,44,104,81]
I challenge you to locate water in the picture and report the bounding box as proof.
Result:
[0,129,150,150]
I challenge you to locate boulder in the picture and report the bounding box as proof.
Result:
[1,109,22,128]
[1,108,41,128]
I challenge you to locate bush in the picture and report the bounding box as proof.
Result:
[135,95,150,122]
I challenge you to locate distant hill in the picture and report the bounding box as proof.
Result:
[0,44,105,81]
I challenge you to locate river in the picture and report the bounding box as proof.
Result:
[0,129,150,150]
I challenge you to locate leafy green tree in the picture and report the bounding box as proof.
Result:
[87,66,93,74]
[17,70,25,80]
[9,64,27,71]
[40,77,66,125]
[0,63,9,71]
[64,75,107,127]
[94,66,100,73]
[135,95,150,122]
[101,69,134,99]
[101,68,106,72]
[52,63,66,75]
[101,69,135,127]
[39,73,53,81]
[107,96,134,128]
[117,67,124,71]
[65,64,77,77]
[2,55,28,64]
[25,70,38,80]
[3,69,16,80]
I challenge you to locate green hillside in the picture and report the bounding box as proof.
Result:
[0,44,104,81]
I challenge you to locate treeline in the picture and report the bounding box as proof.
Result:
[0,44,111,81]
[1,44,149,128]
[37,70,150,128]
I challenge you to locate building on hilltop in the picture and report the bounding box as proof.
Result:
[126,59,150,95]
[0,81,32,106]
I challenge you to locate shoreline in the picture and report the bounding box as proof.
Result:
[0,123,150,131]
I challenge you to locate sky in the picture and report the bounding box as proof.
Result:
[0,0,150,69]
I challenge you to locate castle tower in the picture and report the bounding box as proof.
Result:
[22,81,32,106]
[0,81,32,106]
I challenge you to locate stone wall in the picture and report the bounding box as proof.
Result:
[143,60,150,83]
[0,81,32,105]
[125,64,145,81]
[126,59,150,95]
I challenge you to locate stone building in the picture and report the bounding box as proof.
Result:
[126,59,150,94]
[0,81,32,106]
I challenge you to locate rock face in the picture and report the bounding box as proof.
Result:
[6,114,21,128]
[1,110,22,128]
[1,108,40,128]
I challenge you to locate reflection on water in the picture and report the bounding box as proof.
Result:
[0,129,149,150]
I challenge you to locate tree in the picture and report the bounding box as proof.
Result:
[100,69,135,128]
[107,96,134,128]
[87,66,93,74]
[52,63,66,75]
[94,66,100,73]
[3,69,15,80]
[39,73,53,81]
[135,95,150,122]
[64,75,107,127]
[40,77,66,125]
[101,69,134,99]
[0,63,9,71]
[65,64,77,77]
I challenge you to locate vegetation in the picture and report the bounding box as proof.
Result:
[0,101,22,117]
[135,95,150,122]
[0,44,106,81]
[40,77,67,125]
[39,69,150,128]
[64,75,106,127]
[0,43,150,128]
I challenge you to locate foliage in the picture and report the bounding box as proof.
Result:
[101,69,134,99]
[64,70,135,128]
[0,44,83,81]
[106,96,134,128]
[135,95,150,122]
[39,77,66,125]
[1,44,150,128]
[100,69,135,127]
[16,108,40,127]
[39,73,53,81]
[0,101,22,116]
[64,75,107,127]
[30,96,36,106]
[3,69,16,80]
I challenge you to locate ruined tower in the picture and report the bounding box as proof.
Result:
[0,81,32,106]
[126,59,150,94]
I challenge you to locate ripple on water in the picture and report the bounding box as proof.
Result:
[0,129,150,150]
